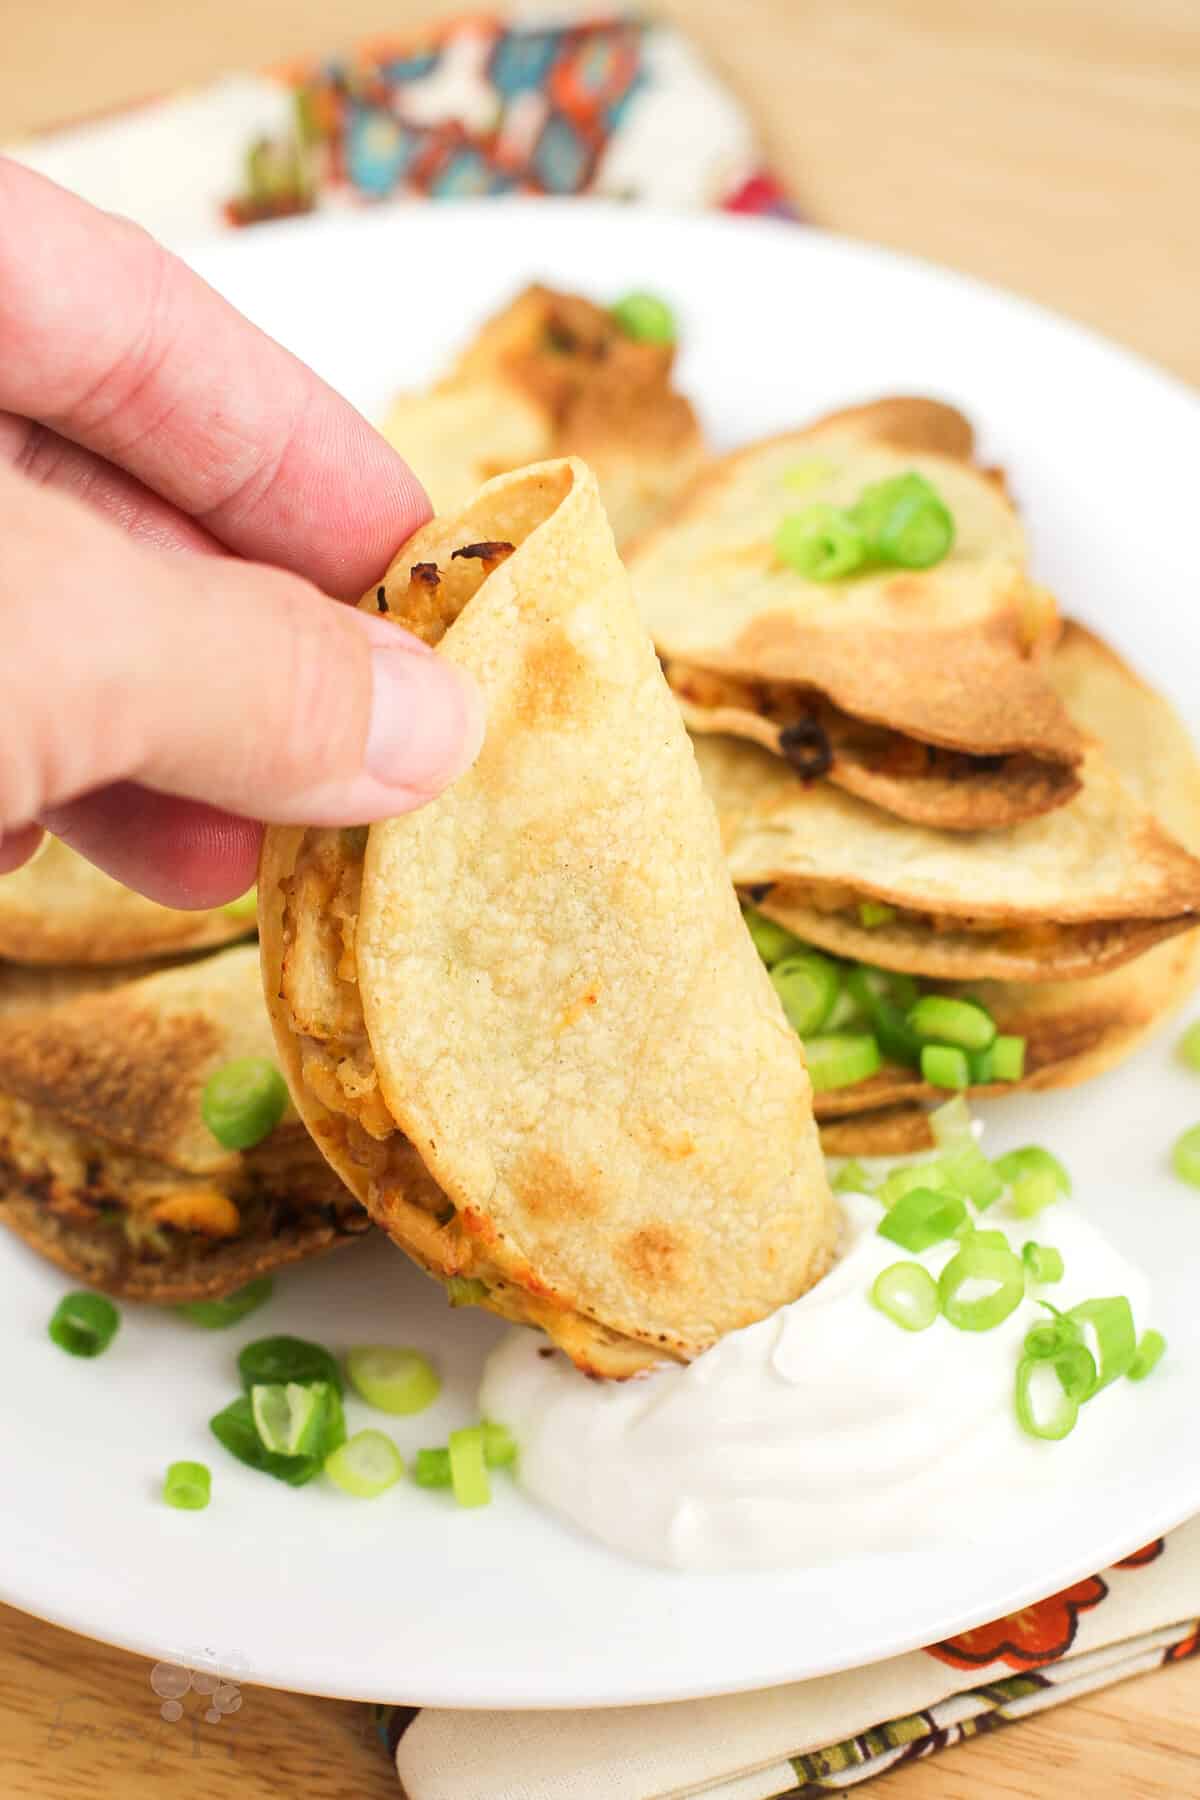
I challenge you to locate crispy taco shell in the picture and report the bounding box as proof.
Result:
[0,837,252,965]
[382,285,707,546]
[0,945,364,1298]
[630,396,1086,828]
[261,459,835,1378]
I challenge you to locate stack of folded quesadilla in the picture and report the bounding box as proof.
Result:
[381,284,707,547]
[628,400,1200,1150]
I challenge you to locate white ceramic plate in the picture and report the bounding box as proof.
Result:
[4,203,1200,1710]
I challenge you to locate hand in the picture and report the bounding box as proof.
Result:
[0,160,482,906]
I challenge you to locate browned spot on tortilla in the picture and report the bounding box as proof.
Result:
[0,1003,222,1163]
[634,1116,697,1162]
[410,561,440,587]
[509,1148,603,1224]
[451,540,515,567]
[513,620,595,730]
[619,1224,685,1288]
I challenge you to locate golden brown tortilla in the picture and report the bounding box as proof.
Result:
[261,458,836,1379]
[629,397,1086,828]
[0,945,365,1299]
[382,284,707,546]
[0,837,253,965]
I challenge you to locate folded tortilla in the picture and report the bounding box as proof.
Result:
[381,284,707,547]
[261,458,836,1378]
[0,945,365,1298]
[768,622,1200,1134]
[701,723,1200,986]
[0,837,253,965]
[629,396,1087,829]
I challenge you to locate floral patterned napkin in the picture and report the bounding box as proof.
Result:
[381,1526,1200,1797]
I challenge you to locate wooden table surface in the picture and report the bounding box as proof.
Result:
[4,2,1200,1796]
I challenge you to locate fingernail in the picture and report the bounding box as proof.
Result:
[364,643,485,794]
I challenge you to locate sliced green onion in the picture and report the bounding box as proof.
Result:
[1015,1356,1080,1441]
[610,290,677,344]
[921,1044,970,1090]
[324,1429,405,1498]
[238,1335,343,1395]
[1171,1124,1200,1188]
[832,1158,876,1195]
[878,1187,967,1252]
[879,1160,949,1207]
[209,1395,321,1486]
[966,1045,994,1084]
[413,1447,452,1488]
[1022,1242,1064,1285]
[993,1145,1072,1196]
[1065,1297,1137,1395]
[871,1261,939,1331]
[990,1035,1027,1082]
[201,1057,288,1151]
[939,1142,1004,1210]
[1023,1315,1082,1361]
[771,951,842,1035]
[448,1426,490,1508]
[823,985,868,1031]
[774,506,868,581]
[938,1242,1025,1331]
[852,472,956,570]
[1177,1022,1200,1070]
[930,1095,974,1150]
[1011,1169,1060,1218]
[858,901,897,928]
[446,1276,489,1308]
[251,1380,335,1458]
[176,1277,273,1329]
[741,904,799,966]
[844,967,923,1065]
[482,1421,518,1468]
[220,886,258,922]
[1129,1329,1167,1382]
[163,1461,211,1511]
[48,1291,120,1358]
[908,996,996,1052]
[346,1346,440,1416]
[803,1032,882,1092]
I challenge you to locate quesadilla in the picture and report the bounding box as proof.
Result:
[702,727,1200,985]
[0,945,365,1298]
[741,622,1200,1138]
[0,836,253,965]
[261,458,836,1379]
[629,397,1087,829]
[382,284,707,547]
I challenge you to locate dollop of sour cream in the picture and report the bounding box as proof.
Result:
[480,1192,1151,1570]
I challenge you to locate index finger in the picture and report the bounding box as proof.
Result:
[0,158,430,596]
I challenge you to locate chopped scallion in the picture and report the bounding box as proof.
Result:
[1171,1124,1200,1188]
[993,1145,1071,1196]
[741,904,799,966]
[878,1187,967,1253]
[832,1158,876,1195]
[908,996,996,1052]
[201,1057,288,1151]
[446,1277,489,1308]
[238,1335,343,1395]
[220,887,258,922]
[251,1380,335,1458]
[325,1429,405,1498]
[346,1346,440,1416]
[1177,1022,1200,1071]
[879,1160,949,1207]
[1129,1329,1167,1382]
[774,506,868,581]
[930,1095,974,1151]
[803,1033,882,1092]
[48,1291,120,1358]
[1015,1356,1080,1441]
[771,951,842,1036]
[1011,1169,1060,1219]
[871,1262,939,1331]
[990,1035,1027,1082]
[938,1242,1025,1331]
[163,1461,211,1511]
[920,1044,970,1090]
[1022,1242,1064,1285]
[857,901,897,928]
[610,290,677,344]
[448,1426,491,1508]
[176,1278,273,1329]
[1065,1297,1137,1395]
[413,1447,452,1489]
[482,1421,518,1468]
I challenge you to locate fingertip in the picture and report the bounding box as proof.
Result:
[39,787,262,909]
[0,823,47,876]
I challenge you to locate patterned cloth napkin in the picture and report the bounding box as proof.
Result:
[11,10,1197,1795]
[381,1526,1200,1797]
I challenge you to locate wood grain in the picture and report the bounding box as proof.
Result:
[2,1,1200,1794]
